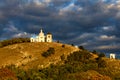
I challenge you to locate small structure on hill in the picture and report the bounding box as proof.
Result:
[30,29,52,42]
[110,53,115,59]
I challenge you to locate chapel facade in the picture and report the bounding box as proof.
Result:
[30,29,52,42]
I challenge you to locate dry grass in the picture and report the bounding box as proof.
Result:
[0,68,17,80]
[0,42,79,69]
[67,70,111,80]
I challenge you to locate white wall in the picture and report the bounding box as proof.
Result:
[46,34,52,42]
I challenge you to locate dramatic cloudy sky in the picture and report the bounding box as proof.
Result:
[0,0,120,53]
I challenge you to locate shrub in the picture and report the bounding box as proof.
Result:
[78,46,85,50]
[62,44,65,48]
[97,58,107,68]
[47,47,55,54]
[60,54,65,61]
[57,40,60,43]
[92,50,98,54]
[66,51,92,64]
[99,53,105,58]
[42,47,55,57]
[42,52,49,57]
[71,44,74,46]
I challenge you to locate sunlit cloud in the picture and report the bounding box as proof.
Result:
[0,0,120,53]
[13,32,30,38]
[99,35,116,40]
[102,26,116,31]
[59,3,83,15]
[95,45,120,50]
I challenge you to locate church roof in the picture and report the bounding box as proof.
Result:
[47,32,52,34]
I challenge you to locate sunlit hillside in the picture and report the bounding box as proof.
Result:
[1,41,120,80]
[0,42,79,69]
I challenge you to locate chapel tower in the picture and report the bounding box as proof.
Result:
[38,29,45,42]
[46,33,52,42]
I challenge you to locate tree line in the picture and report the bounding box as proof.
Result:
[0,38,30,48]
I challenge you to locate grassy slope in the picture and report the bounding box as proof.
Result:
[0,42,79,69]
[1,42,120,79]
[99,58,120,79]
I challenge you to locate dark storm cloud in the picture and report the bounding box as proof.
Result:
[0,0,120,53]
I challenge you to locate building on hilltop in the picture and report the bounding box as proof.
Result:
[110,53,115,59]
[30,29,52,42]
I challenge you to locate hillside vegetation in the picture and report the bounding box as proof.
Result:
[0,38,120,80]
[0,38,30,48]
[0,41,79,69]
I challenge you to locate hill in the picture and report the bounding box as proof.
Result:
[1,41,120,80]
[0,42,79,69]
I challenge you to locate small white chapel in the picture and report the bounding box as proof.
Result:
[30,29,52,42]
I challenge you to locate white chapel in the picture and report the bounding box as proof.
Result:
[30,29,52,42]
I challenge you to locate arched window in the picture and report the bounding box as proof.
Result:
[48,35,51,38]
